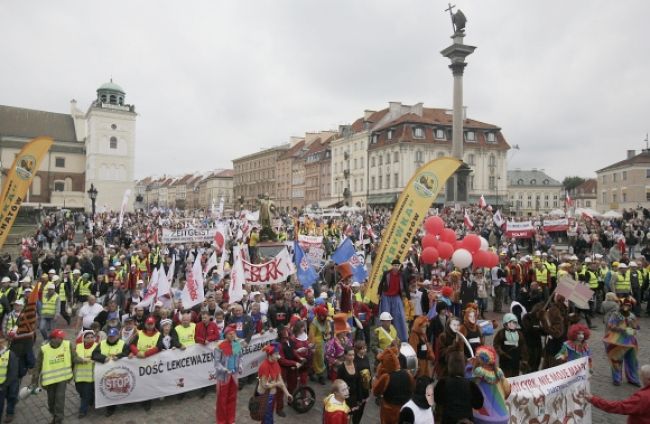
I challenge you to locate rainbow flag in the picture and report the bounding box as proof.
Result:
[473,379,509,424]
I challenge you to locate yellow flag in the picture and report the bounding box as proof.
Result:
[366,157,460,304]
[0,136,53,249]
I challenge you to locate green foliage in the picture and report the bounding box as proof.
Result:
[562,176,585,190]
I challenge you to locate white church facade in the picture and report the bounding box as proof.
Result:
[0,80,136,211]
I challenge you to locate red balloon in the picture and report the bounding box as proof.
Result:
[461,234,481,254]
[420,247,440,264]
[440,228,457,244]
[424,216,445,236]
[421,234,438,249]
[486,252,500,268]
[472,250,490,267]
[437,242,454,260]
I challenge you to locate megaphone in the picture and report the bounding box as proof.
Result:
[18,386,42,400]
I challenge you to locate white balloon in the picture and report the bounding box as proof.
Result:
[452,248,473,269]
[479,236,489,251]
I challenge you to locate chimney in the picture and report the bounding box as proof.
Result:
[388,101,402,114]
[412,102,424,117]
[627,149,636,159]
[363,110,375,121]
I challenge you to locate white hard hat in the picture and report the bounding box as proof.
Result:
[630,261,638,267]
[47,269,56,274]
[14,299,24,306]
[584,257,592,263]
[72,269,81,275]
[379,312,393,321]
[618,263,628,268]
[1,277,10,283]
[351,282,361,288]
[20,276,31,283]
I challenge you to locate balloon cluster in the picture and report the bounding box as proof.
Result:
[420,216,499,269]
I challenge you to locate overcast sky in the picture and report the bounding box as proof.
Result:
[2,1,649,181]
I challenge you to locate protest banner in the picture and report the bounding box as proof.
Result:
[505,221,536,239]
[0,136,53,249]
[506,357,591,423]
[162,227,218,244]
[94,330,278,407]
[298,234,325,267]
[242,248,296,285]
[555,276,594,309]
[367,157,460,304]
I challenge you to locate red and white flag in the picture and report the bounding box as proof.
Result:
[137,268,159,310]
[565,191,573,207]
[204,251,218,277]
[228,245,245,303]
[493,210,506,228]
[464,209,474,230]
[478,195,487,209]
[156,265,173,309]
[181,255,205,309]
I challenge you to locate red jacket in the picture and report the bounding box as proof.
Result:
[194,320,220,344]
[591,385,650,424]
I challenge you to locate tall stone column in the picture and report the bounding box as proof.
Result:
[441,16,476,204]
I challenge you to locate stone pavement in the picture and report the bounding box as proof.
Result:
[16,311,647,424]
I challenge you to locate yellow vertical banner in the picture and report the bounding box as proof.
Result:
[366,157,460,304]
[0,136,53,249]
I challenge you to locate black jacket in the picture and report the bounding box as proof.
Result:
[378,269,408,297]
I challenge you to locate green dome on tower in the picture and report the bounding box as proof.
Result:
[97,80,125,94]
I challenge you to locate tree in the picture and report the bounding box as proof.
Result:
[562,176,585,191]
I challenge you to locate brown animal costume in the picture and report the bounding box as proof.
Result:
[408,315,435,378]
[435,317,464,379]
[372,346,415,424]
[541,295,569,369]
[459,303,484,357]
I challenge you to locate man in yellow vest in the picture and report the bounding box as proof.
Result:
[615,262,631,297]
[91,327,129,417]
[128,316,160,411]
[31,329,85,424]
[370,312,399,356]
[175,312,196,348]
[39,283,60,340]
[0,333,19,423]
[74,330,97,418]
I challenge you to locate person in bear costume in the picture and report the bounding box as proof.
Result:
[408,315,435,378]
[372,346,415,424]
[459,303,484,358]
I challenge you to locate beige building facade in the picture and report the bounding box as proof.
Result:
[507,169,563,216]
[233,144,289,210]
[596,149,650,212]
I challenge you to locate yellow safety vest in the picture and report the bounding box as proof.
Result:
[78,280,92,297]
[175,323,196,347]
[615,273,629,293]
[586,271,599,289]
[374,325,398,351]
[535,268,548,285]
[354,292,363,302]
[137,331,160,352]
[40,341,73,386]
[74,342,97,383]
[41,293,59,318]
[0,350,10,384]
[544,262,557,278]
[133,256,148,273]
[100,339,125,356]
[57,282,66,302]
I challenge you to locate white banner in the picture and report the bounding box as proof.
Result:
[506,357,591,423]
[94,330,278,408]
[298,235,325,267]
[242,248,296,285]
[505,220,536,238]
[162,227,217,244]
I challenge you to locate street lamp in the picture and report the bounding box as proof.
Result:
[87,184,98,217]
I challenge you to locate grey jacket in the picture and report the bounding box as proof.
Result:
[213,341,243,383]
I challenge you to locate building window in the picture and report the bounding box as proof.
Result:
[361,157,364,168]
[360,179,363,191]
[517,179,523,185]
[623,193,627,202]
[435,129,446,140]
[553,201,558,207]
[623,171,627,180]
[613,173,617,182]
[110,136,118,149]
[486,132,496,143]
[379,156,383,166]
[603,192,607,203]
[371,177,376,190]
[353,179,357,192]
[55,157,65,168]
[32,176,41,196]
[544,201,549,207]
[602,175,607,183]
[465,131,476,141]
[64,177,72,191]
[489,176,496,190]
[415,150,423,162]
[527,200,532,208]
[489,154,496,167]
[371,157,376,167]
[53,181,65,192]
[470,176,475,190]
[394,152,399,162]
[467,154,475,165]
[544,194,549,200]
[646,169,650,178]
[394,173,399,188]
[646,192,650,201]
[353,158,358,169]
[413,127,424,138]
[109,95,116,104]
[613,193,617,202]
[378,175,382,189]
[437,151,445,158]
[101,95,107,103]
[543,179,549,185]
[530,179,536,185]
[386,154,390,164]
[387,130,394,140]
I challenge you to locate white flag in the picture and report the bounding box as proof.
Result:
[166,256,175,283]
[228,245,245,303]
[157,265,172,309]
[217,248,229,278]
[181,254,205,309]
[204,251,218,277]
[137,267,159,310]
[118,189,132,228]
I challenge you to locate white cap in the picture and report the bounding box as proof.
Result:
[114,262,122,266]
[72,269,81,275]
[319,292,328,299]
[379,312,393,321]
[14,299,24,306]
[594,254,603,259]
[47,269,56,274]
[630,261,638,267]
[570,255,579,261]
[1,277,10,283]
[584,257,592,263]
[618,263,628,268]
[20,276,31,283]
[541,252,548,256]
[351,282,361,288]
[52,275,60,282]
[534,250,541,256]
